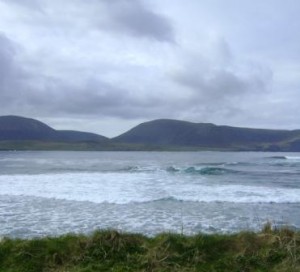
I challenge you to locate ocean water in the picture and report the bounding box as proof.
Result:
[0,151,300,238]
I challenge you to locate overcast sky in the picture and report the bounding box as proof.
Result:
[0,0,299,137]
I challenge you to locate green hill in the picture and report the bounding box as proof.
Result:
[113,119,300,151]
[0,115,107,142]
[1,116,300,151]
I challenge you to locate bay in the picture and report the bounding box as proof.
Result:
[0,151,299,238]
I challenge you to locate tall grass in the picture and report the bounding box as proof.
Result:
[0,226,299,271]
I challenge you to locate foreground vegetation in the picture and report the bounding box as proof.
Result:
[0,226,299,271]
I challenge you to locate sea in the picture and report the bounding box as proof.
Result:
[0,151,300,238]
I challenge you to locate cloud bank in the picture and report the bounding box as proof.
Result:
[0,0,299,136]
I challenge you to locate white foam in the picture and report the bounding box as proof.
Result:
[170,183,300,203]
[285,156,300,160]
[0,173,158,204]
[0,172,300,204]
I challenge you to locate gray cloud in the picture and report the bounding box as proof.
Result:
[171,39,273,117]
[0,34,16,88]
[0,32,277,129]
[174,66,270,103]
[1,0,40,8]
[100,0,175,42]
[32,78,169,119]
[0,0,300,136]
[0,50,167,120]
[0,0,176,122]
[0,0,175,43]
[0,34,25,104]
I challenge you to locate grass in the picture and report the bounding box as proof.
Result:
[0,140,291,152]
[0,226,299,271]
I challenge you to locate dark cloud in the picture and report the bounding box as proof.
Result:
[0,32,271,126]
[1,0,175,42]
[174,67,269,102]
[171,40,273,114]
[33,78,168,119]
[0,51,166,120]
[0,34,25,104]
[0,33,167,120]
[0,34,16,88]
[0,0,300,136]
[0,0,41,9]
[99,0,175,42]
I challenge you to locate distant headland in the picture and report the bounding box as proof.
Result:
[0,115,300,151]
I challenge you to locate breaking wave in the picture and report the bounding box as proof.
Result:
[267,156,300,160]
[1,151,300,238]
[166,166,239,175]
[1,172,299,205]
[285,156,300,160]
[268,156,288,159]
[140,196,300,205]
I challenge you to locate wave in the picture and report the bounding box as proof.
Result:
[1,167,300,205]
[264,156,300,168]
[138,196,300,205]
[45,165,154,174]
[195,162,225,166]
[167,166,239,175]
[285,156,300,160]
[185,167,238,175]
[141,196,182,204]
[268,156,288,159]
[117,166,141,172]
[166,166,180,173]
[267,156,300,160]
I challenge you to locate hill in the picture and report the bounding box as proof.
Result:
[1,116,300,151]
[113,119,300,151]
[0,115,107,142]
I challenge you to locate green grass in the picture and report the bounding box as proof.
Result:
[0,140,295,152]
[0,226,299,271]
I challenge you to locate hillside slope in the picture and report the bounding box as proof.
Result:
[1,116,300,151]
[113,119,300,151]
[0,116,107,142]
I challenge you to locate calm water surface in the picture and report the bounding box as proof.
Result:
[0,151,300,238]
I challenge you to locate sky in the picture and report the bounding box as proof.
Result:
[0,0,299,137]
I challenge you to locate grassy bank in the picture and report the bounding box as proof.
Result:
[0,226,299,271]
